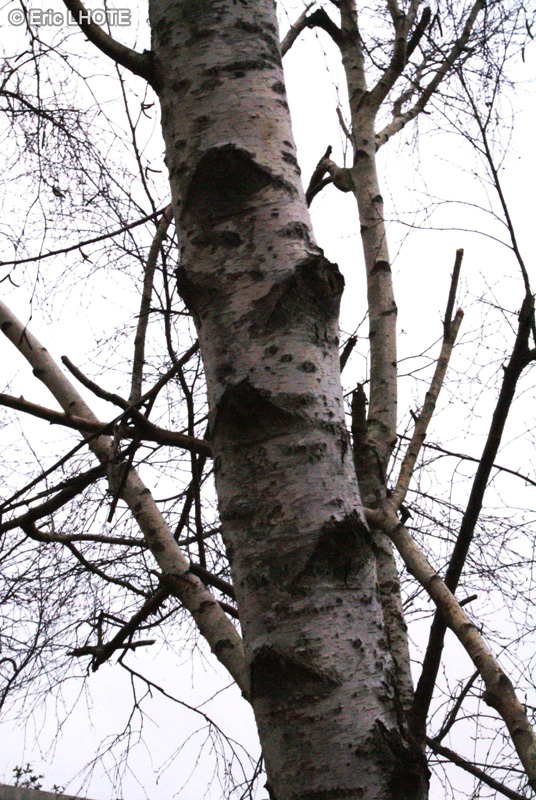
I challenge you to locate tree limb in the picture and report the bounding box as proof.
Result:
[0,207,167,268]
[366,505,536,791]
[376,0,485,148]
[426,736,531,800]
[411,293,536,741]
[391,249,464,510]
[0,391,212,456]
[70,585,170,670]
[0,464,106,534]
[61,0,159,90]
[280,3,315,56]
[398,436,536,489]
[130,204,173,403]
[0,301,249,695]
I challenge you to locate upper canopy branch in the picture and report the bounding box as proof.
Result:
[61,0,159,90]
[376,0,485,148]
[367,0,425,110]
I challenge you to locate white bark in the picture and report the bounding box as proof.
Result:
[149,1,429,797]
[0,300,249,694]
[335,1,414,718]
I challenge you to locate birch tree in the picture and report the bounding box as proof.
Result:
[0,1,535,799]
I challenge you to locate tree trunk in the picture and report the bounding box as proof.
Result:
[149,1,428,797]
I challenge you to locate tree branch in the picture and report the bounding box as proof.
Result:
[426,737,531,800]
[433,670,478,743]
[398,436,536,490]
[0,207,167,268]
[70,585,170,670]
[411,293,536,741]
[0,391,212,456]
[61,0,159,90]
[22,522,147,597]
[340,335,357,371]
[130,204,173,403]
[391,250,464,510]
[0,464,106,534]
[0,301,249,695]
[304,8,344,47]
[280,3,315,56]
[376,0,485,148]
[366,505,536,791]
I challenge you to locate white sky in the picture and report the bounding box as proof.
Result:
[0,1,535,798]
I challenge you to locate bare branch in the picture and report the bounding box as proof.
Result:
[0,464,106,534]
[0,207,168,268]
[391,250,464,510]
[22,522,147,597]
[458,71,532,297]
[303,8,344,47]
[412,294,536,740]
[70,586,170,670]
[398,436,536,490]
[61,0,159,89]
[406,6,432,62]
[433,670,479,743]
[280,3,315,56]
[0,301,249,695]
[340,335,357,371]
[130,204,173,403]
[426,737,531,800]
[366,505,536,791]
[376,0,485,148]
[0,391,212,456]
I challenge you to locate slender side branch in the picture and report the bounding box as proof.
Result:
[0,301,249,695]
[61,0,159,89]
[406,6,432,62]
[433,670,478,743]
[0,392,212,455]
[130,204,173,403]
[458,71,533,298]
[340,335,357,371]
[70,586,170,670]
[23,522,146,597]
[366,505,536,791]
[426,737,531,800]
[391,250,464,510]
[0,464,106,533]
[398,435,536,489]
[367,3,418,109]
[0,206,167,268]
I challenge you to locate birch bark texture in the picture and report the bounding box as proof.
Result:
[149,1,427,798]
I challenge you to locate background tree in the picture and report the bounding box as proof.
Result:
[0,1,535,798]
